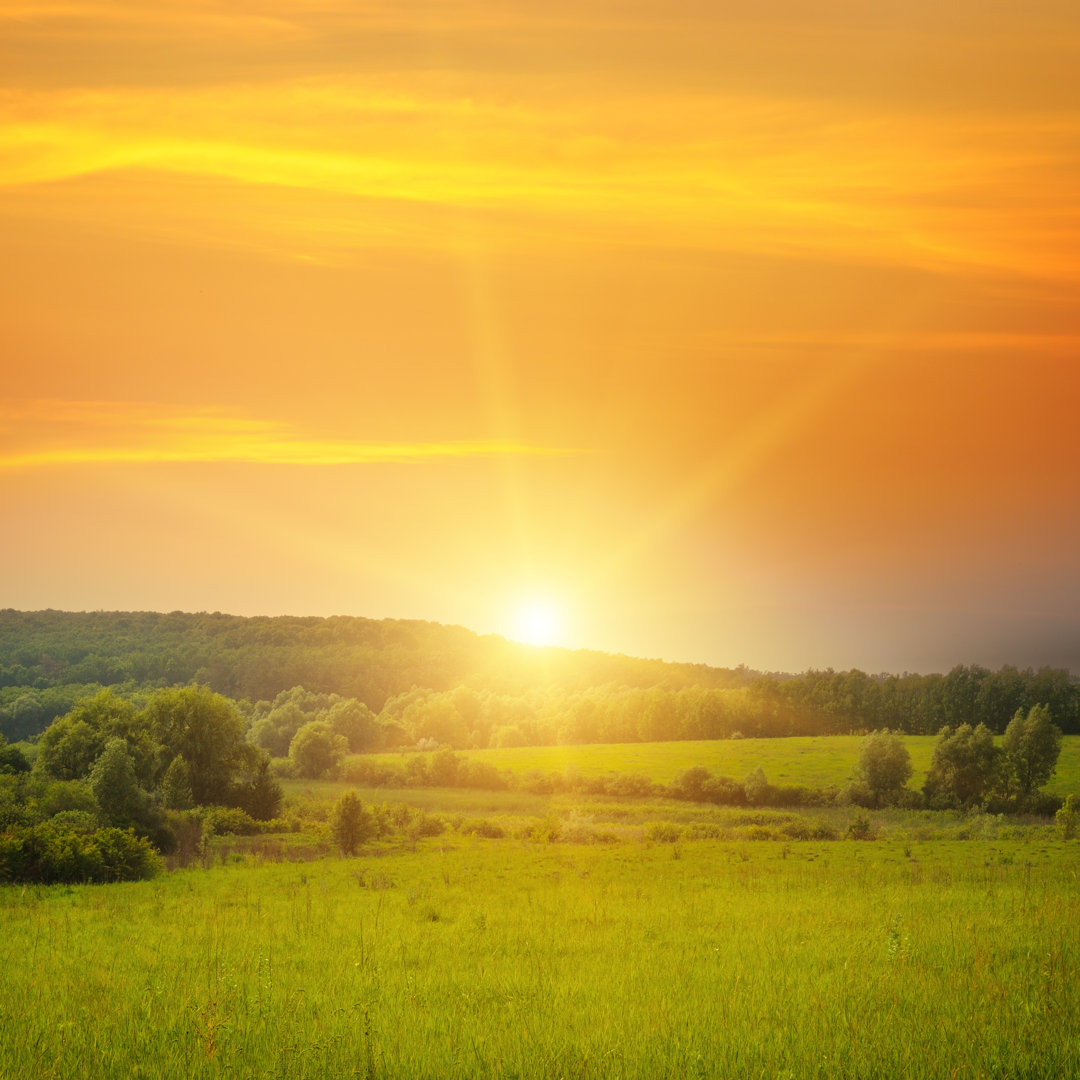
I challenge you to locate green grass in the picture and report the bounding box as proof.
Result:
[364,733,1080,794]
[278,781,1060,848]
[3,837,1078,1078]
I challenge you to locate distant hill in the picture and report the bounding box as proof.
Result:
[0,609,754,739]
[2,610,1077,744]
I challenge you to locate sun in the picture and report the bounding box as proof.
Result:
[512,600,562,647]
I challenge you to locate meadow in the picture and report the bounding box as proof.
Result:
[361,734,1080,795]
[3,836,1078,1079]
[4,734,1079,1078]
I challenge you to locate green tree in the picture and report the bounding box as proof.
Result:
[329,790,373,855]
[855,729,912,806]
[89,738,149,830]
[160,754,193,810]
[288,721,347,779]
[34,718,104,781]
[35,690,157,786]
[923,723,1000,806]
[1002,704,1062,799]
[144,686,250,805]
[322,698,381,752]
[0,735,30,775]
[236,757,283,821]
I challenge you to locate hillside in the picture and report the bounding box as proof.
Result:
[2,609,1078,744]
[0,609,752,739]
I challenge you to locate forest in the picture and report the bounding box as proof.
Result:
[1,609,1077,745]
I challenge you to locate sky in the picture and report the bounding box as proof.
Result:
[3,0,1080,675]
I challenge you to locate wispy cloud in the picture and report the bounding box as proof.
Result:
[0,400,580,469]
[2,72,1079,279]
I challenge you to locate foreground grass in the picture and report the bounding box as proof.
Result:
[363,733,1080,794]
[3,837,1078,1079]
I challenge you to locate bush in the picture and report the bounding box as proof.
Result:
[407,812,446,840]
[202,806,264,836]
[1025,791,1064,817]
[0,822,161,883]
[744,768,769,805]
[329,791,373,855]
[460,818,505,839]
[682,822,724,839]
[1056,794,1078,839]
[521,770,559,795]
[847,814,874,840]
[781,819,812,840]
[37,780,98,819]
[745,825,783,841]
[462,760,511,791]
[646,822,684,843]
[607,773,656,797]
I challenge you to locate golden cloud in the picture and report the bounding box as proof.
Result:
[0,400,581,469]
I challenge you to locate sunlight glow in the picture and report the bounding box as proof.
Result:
[512,600,562,647]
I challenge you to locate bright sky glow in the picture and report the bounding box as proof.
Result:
[511,601,562,648]
[2,0,1080,673]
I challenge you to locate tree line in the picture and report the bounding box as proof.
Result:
[2,611,1078,745]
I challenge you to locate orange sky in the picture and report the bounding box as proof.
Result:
[3,0,1080,673]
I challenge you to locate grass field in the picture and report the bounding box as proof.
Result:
[278,781,1061,848]
[3,837,1078,1079]
[363,734,1080,795]
[5,735,1078,1078]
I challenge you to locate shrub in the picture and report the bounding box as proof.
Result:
[645,822,684,843]
[682,822,724,840]
[781,819,812,840]
[744,767,769,805]
[93,827,163,881]
[329,791,373,855]
[37,780,98,819]
[521,770,558,795]
[407,812,446,840]
[337,756,406,786]
[607,773,655,797]
[524,817,561,842]
[1056,794,1078,839]
[460,818,505,839]
[0,822,161,883]
[202,806,263,836]
[745,825,782,841]
[462,760,510,791]
[847,814,874,840]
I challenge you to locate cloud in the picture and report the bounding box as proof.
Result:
[2,89,1077,282]
[0,399,580,469]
